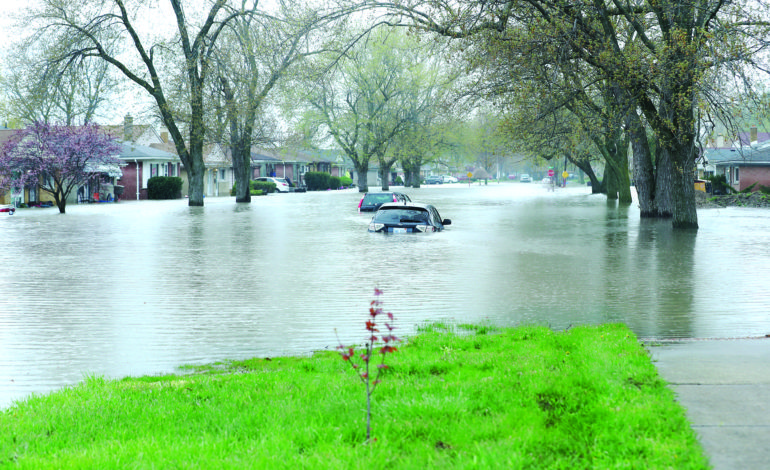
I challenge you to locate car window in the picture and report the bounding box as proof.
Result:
[365,194,393,204]
[374,208,429,223]
[431,207,442,224]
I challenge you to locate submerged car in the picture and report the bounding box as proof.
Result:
[442,175,458,183]
[1,205,15,215]
[425,175,443,184]
[368,202,451,233]
[358,192,411,212]
[519,174,532,183]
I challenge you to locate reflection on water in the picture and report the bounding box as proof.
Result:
[1,184,769,408]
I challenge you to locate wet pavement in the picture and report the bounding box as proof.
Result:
[647,338,770,470]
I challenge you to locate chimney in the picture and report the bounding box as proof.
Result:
[124,113,134,141]
[750,125,758,144]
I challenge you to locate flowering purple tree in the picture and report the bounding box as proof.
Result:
[0,122,121,214]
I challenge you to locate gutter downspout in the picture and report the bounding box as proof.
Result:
[136,160,140,201]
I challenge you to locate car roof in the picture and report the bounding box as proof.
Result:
[378,202,434,210]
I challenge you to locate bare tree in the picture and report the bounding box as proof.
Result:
[25,0,261,206]
[303,27,441,192]
[211,2,350,202]
[1,34,116,126]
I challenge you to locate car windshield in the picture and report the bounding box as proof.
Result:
[373,208,429,223]
[364,194,395,204]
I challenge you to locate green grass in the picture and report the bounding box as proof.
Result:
[0,324,708,469]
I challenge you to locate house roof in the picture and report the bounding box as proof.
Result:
[117,141,178,162]
[704,145,770,166]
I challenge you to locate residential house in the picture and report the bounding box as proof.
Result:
[702,126,770,191]
[250,148,354,187]
[114,141,180,201]
[203,143,232,197]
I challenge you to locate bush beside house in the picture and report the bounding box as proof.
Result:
[147,176,183,199]
[304,172,350,190]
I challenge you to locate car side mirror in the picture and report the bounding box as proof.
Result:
[443,219,451,226]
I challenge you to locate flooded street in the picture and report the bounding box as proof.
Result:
[2,183,770,408]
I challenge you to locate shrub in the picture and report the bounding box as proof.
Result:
[340,175,353,188]
[329,176,341,190]
[147,176,183,199]
[251,180,276,194]
[304,171,331,191]
[706,174,735,195]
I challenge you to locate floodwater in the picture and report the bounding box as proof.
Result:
[1,183,769,408]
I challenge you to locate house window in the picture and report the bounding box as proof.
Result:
[734,167,739,182]
[220,169,226,181]
[150,163,158,177]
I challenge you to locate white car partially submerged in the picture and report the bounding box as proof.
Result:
[442,175,458,183]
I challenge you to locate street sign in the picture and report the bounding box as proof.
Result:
[547,169,555,177]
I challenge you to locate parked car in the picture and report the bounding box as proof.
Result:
[1,205,15,215]
[425,175,443,184]
[255,176,291,193]
[519,174,532,183]
[442,175,458,183]
[368,202,451,233]
[358,192,411,212]
[541,177,552,184]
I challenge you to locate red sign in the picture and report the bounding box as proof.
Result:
[547,169,555,177]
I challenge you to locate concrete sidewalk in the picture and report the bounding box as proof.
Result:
[647,338,770,470]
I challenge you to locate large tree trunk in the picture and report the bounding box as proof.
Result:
[653,140,674,218]
[380,161,395,190]
[356,161,369,193]
[616,141,632,204]
[222,77,251,203]
[627,110,656,217]
[232,137,251,203]
[567,154,602,193]
[669,142,698,229]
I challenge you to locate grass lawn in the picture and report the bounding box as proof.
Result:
[0,323,708,469]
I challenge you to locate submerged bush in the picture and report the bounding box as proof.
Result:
[304,171,331,191]
[147,176,183,199]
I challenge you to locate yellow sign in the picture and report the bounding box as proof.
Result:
[467,172,473,178]
[562,171,569,179]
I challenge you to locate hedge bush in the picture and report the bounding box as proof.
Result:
[340,175,353,187]
[329,176,341,190]
[250,180,276,194]
[147,176,183,199]
[230,182,267,196]
[707,174,735,195]
[304,171,331,191]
